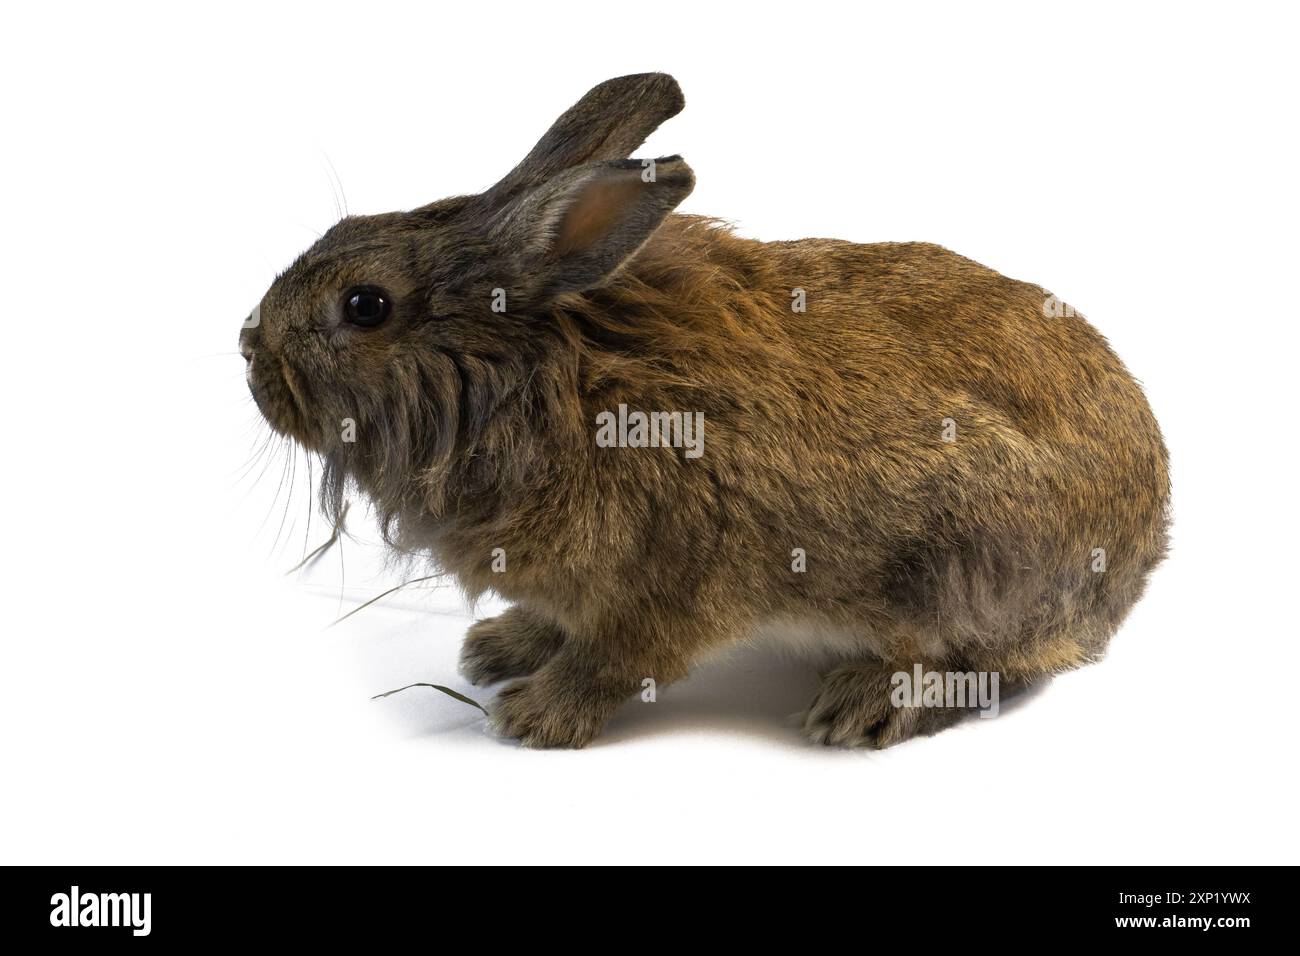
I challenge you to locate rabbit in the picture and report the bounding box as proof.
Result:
[241,73,1169,749]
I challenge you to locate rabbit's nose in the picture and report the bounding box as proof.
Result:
[240,338,257,389]
[239,315,261,362]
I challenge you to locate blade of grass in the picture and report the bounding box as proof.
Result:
[286,502,350,575]
[328,574,443,627]
[371,682,488,716]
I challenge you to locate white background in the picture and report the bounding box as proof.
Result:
[2,1,1296,865]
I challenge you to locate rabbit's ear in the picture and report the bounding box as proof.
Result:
[490,155,694,300]
[481,73,684,208]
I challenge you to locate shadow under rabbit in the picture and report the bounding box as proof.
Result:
[350,604,1051,748]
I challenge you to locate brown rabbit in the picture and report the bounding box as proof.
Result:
[241,73,1169,748]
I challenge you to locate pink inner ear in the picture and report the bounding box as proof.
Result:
[554,172,645,256]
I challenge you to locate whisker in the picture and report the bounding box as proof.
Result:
[322,152,348,218]
[320,154,343,220]
[301,454,315,564]
[272,441,300,554]
[234,428,277,483]
[258,437,292,545]
[237,426,284,496]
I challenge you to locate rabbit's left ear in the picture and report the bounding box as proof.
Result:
[482,73,685,208]
[489,155,694,301]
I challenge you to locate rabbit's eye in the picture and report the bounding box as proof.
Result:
[343,287,391,328]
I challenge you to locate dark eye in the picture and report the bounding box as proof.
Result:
[343,287,391,327]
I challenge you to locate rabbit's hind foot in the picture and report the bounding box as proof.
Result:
[802,659,1002,748]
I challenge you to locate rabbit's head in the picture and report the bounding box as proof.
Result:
[240,74,693,520]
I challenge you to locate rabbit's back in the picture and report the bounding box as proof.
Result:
[769,237,1169,666]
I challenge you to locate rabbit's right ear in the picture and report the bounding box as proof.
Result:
[487,155,694,303]
[480,73,684,208]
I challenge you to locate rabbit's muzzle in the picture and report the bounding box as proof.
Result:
[241,321,312,447]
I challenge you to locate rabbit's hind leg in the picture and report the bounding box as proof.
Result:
[802,656,1010,748]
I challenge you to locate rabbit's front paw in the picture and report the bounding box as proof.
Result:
[804,662,958,749]
[459,608,567,686]
[490,668,614,749]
